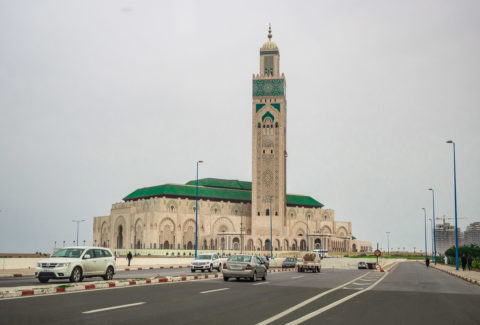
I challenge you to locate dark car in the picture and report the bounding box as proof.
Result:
[258,256,269,269]
[282,257,297,269]
[358,261,367,269]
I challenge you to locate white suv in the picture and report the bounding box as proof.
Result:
[35,246,116,283]
[190,254,222,272]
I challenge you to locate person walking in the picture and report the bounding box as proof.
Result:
[461,254,467,271]
[127,251,133,267]
[467,255,473,271]
[426,256,430,268]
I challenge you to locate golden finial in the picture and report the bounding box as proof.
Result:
[268,23,272,41]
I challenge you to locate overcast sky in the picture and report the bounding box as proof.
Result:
[1,0,479,253]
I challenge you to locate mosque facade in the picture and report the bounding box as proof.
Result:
[93,28,371,255]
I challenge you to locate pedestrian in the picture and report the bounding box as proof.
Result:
[461,254,467,271]
[426,257,430,268]
[127,251,133,267]
[444,255,448,265]
[467,255,473,271]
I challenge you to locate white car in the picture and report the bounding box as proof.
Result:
[190,253,222,272]
[35,247,116,283]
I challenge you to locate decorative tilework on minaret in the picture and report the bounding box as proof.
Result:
[251,26,287,240]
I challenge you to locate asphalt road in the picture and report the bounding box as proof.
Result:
[0,267,220,287]
[1,262,479,325]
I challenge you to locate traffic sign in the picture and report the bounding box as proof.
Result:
[374,249,382,257]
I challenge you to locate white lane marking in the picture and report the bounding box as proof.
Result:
[342,287,363,290]
[253,282,269,286]
[82,302,145,314]
[286,272,390,325]
[256,272,373,325]
[291,276,304,279]
[200,288,230,294]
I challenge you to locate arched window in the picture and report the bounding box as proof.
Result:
[275,122,278,128]
[258,122,261,128]
[266,209,270,216]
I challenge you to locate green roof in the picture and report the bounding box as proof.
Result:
[185,178,251,191]
[123,178,324,208]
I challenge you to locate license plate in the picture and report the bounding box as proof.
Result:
[230,265,242,270]
[303,262,307,265]
[43,269,51,272]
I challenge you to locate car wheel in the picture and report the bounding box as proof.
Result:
[223,276,229,282]
[38,277,49,283]
[103,266,114,280]
[250,272,257,282]
[191,269,195,273]
[262,271,267,281]
[70,266,83,283]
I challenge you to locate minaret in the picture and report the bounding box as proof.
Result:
[251,25,287,243]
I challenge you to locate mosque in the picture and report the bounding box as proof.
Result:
[93,27,372,255]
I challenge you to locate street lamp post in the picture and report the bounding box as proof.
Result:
[386,232,390,255]
[269,196,273,259]
[195,160,204,258]
[446,140,459,270]
[305,214,310,252]
[222,230,225,256]
[429,218,434,259]
[72,219,85,247]
[429,188,437,264]
[422,208,427,261]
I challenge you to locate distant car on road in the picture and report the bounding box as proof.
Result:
[282,257,297,269]
[222,254,267,282]
[358,261,367,269]
[35,247,115,283]
[190,254,222,272]
[296,252,322,273]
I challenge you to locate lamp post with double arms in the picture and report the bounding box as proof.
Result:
[446,140,459,270]
[386,232,390,255]
[195,160,204,258]
[428,188,437,264]
[72,219,85,247]
[422,208,427,262]
[429,218,433,259]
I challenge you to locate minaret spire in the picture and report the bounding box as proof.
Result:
[268,23,272,41]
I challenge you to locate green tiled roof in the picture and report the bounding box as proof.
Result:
[185,178,251,191]
[123,178,324,208]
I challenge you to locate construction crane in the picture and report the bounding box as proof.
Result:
[436,216,468,224]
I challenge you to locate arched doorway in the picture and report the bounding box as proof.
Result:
[233,237,240,250]
[314,238,321,250]
[300,239,306,251]
[352,243,357,252]
[292,239,298,251]
[187,241,193,250]
[117,225,123,249]
[247,239,254,251]
[164,240,170,249]
[203,239,208,249]
[265,239,271,251]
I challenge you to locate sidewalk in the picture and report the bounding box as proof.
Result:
[430,263,480,286]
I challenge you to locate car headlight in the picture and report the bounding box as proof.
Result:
[56,263,71,268]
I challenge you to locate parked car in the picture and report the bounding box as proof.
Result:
[190,253,222,272]
[222,254,267,282]
[282,257,297,269]
[35,247,116,283]
[358,261,367,269]
[258,256,269,269]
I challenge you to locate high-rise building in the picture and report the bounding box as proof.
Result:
[464,222,480,246]
[435,221,463,254]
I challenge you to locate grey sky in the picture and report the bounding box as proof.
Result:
[0,0,479,253]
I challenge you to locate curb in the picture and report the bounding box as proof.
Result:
[122,265,186,272]
[0,274,24,278]
[430,264,480,287]
[0,268,295,299]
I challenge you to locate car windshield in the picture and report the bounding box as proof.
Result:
[196,255,212,260]
[286,258,295,262]
[51,248,84,258]
[228,255,252,263]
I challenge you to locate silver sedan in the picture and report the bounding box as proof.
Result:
[222,255,267,282]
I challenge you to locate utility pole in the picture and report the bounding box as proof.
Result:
[386,232,390,255]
